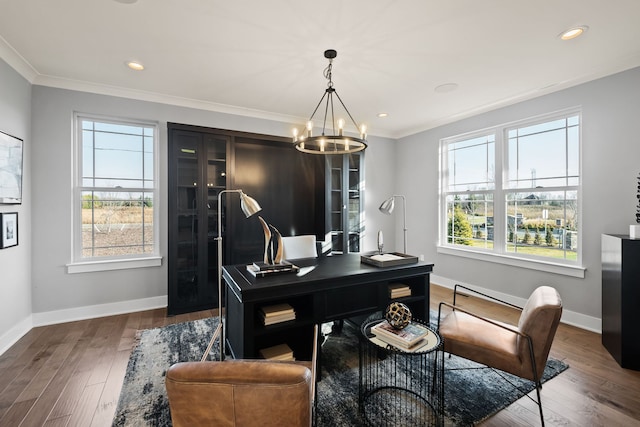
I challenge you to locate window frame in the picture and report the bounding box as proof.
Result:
[438,108,584,278]
[68,113,161,273]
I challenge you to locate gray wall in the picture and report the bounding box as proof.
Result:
[0,59,31,351]
[29,85,395,316]
[396,67,640,328]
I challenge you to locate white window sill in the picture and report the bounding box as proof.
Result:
[436,245,585,278]
[67,256,163,274]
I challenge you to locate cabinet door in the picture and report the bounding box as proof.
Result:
[168,128,227,315]
[327,153,363,253]
[204,134,228,303]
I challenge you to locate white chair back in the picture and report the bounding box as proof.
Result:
[281,235,317,260]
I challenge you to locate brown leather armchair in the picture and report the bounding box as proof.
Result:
[437,285,562,427]
[166,324,318,427]
[166,360,313,427]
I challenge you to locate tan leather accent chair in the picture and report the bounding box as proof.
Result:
[437,285,562,427]
[166,324,318,427]
[165,360,312,427]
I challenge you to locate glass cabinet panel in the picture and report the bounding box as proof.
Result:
[327,153,363,254]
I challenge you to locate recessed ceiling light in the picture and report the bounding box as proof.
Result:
[434,83,459,94]
[126,61,145,71]
[114,0,138,3]
[377,113,388,118]
[559,26,588,40]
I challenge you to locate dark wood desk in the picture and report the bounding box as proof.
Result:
[223,253,434,360]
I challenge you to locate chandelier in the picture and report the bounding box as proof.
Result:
[293,49,367,154]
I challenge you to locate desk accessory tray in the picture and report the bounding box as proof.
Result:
[246,263,300,278]
[360,252,419,267]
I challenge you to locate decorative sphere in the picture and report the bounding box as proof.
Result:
[385,302,412,329]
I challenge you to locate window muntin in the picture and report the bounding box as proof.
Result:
[440,110,580,265]
[75,116,158,261]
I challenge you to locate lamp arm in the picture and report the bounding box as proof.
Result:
[390,194,407,254]
[400,195,407,254]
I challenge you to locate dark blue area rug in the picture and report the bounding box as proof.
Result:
[113,315,568,426]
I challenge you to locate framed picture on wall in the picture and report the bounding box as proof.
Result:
[0,130,24,204]
[1,212,18,248]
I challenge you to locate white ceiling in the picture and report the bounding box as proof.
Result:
[1,0,639,139]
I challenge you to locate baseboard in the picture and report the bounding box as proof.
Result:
[431,275,601,334]
[31,295,168,327]
[0,315,33,357]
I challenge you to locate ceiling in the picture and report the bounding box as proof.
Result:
[1,0,639,139]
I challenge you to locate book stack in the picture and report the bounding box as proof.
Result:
[246,261,299,277]
[371,320,430,350]
[259,303,296,325]
[388,283,411,299]
[258,343,295,361]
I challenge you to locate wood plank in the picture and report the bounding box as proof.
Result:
[90,349,131,426]
[66,382,103,426]
[0,398,37,426]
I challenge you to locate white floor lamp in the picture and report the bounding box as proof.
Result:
[203,189,261,362]
[379,195,407,254]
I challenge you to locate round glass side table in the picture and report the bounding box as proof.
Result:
[359,313,444,427]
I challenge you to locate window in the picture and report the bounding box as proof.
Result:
[70,114,159,272]
[440,110,581,272]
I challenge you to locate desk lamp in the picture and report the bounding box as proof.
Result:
[379,195,407,254]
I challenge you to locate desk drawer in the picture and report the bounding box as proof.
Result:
[322,283,380,319]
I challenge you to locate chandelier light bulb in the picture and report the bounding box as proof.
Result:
[360,124,367,139]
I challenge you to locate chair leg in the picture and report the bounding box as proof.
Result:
[535,380,545,427]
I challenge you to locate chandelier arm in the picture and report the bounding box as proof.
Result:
[330,93,336,136]
[307,90,329,123]
[321,91,331,135]
[333,91,361,131]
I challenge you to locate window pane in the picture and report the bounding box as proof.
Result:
[446,193,494,249]
[447,134,495,191]
[81,190,154,258]
[505,191,577,260]
[507,115,579,189]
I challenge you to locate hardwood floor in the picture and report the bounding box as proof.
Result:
[1,284,639,426]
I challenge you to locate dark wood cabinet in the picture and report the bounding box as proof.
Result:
[168,124,326,315]
[168,126,229,315]
[228,137,325,265]
[601,234,640,370]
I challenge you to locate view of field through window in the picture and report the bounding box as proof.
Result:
[443,113,579,262]
[79,118,155,258]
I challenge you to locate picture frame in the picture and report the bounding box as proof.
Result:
[0,130,24,204]
[1,212,18,248]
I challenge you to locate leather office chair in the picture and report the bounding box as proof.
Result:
[166,324,319,427]
[437,285,562,427]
